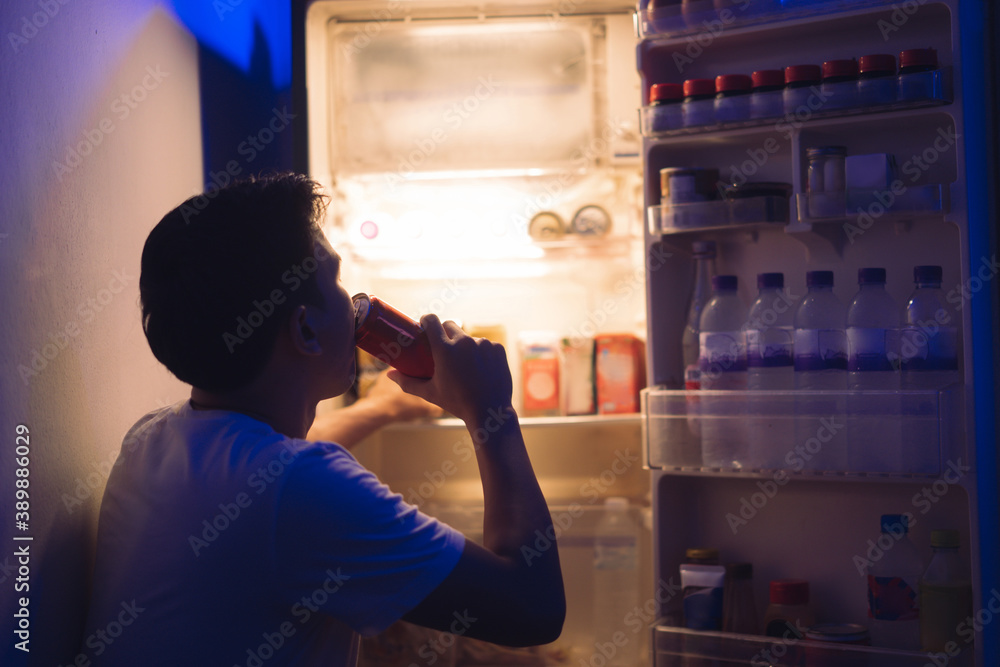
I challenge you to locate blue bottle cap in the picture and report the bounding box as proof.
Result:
[858,267,886,285]
[806,270,834,288]
[712,275,738,291]
[914,265,942,284]
[880,514,909,533]
[757,272,784,289]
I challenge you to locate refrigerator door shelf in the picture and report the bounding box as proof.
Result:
[794,184,947,224]
[651,624,971,667]
[641,386,963,477]
[648,196,790,235]
[639,69,951,138]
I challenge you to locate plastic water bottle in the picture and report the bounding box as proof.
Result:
[699,275,747,469]
[847,268,901,473]
[794,270,848,391]
[868,514,922,650]
[745,273,795,468]
[746,272,795,391]
[592,497,640,667]
[901,265,959,390]
[681,241,717,390]
[920,529,973,652]
[793,270,849,471]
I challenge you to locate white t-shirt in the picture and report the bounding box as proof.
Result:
[80,401,465,666]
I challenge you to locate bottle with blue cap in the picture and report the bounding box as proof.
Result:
[867,513,922,650]
[901,265,959,390]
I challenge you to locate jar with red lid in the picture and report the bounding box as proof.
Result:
[750,69,785,119]
[714,74,752,123]
[763,579,815,639]
[682,78,717,128]
[783,64,822,115]
[821,58,859,110]
[898,47,939,101]
[858,53,897,106]
[650,82,684,133]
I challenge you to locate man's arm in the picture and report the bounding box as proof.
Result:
[306,372,442,448]
[389,317,566,646]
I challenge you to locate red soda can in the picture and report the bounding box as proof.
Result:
[352,293,434,378]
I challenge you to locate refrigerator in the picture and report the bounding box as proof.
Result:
[295,1,999,665]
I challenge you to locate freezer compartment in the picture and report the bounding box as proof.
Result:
[638,69,950,137]
[647,196,789,234]
[641,386,962,477]
[651,625,973,667]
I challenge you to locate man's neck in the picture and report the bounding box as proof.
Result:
[189,382,316,439]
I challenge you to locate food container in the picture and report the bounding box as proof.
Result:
[595,334,646,414]
[660,167,720,205]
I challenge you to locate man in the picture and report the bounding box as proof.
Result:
[82,173,565,665]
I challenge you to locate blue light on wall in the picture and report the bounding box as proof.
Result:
[168,0,291,89]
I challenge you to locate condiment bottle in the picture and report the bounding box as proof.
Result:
[682,78,716,127]
[898,48,939,101]
[858,53,897,106]
[920,529,973,652]
[714,74,753,123]
[783,64,822,115]
[723,562,759,634]
[750,69,785,119]
[764,579,815,639]
[821,58,859,109]
[650,82,684,133]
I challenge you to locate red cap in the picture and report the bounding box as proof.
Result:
[650,82,684,103]
[769,579,810,606]
[859,54,897,75]
[715,74,752,93]
[900,48,938,69]
[683,78,716,97]
[752,69,785,88]
[784,65,822,84]
[822,58,859,79]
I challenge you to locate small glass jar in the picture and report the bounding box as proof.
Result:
[898,47,939,101]
[783,64,822,115]
[714,74,753,123]
[683,78,717,128]
[858,53,897,106]
[723,562,759,635]
[821,58,859,110]
[650,82,684,133]
[750,69,785,119]
[806,145,847,218]
[764,579,815,639]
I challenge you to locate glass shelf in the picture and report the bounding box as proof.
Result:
[652,625,973,667]
[642,386,961,477]
[648,196,790,235]
[639,70,950,138]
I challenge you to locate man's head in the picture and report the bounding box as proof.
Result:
[140,173,354,394]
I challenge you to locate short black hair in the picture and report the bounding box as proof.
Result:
[140,173,329,392]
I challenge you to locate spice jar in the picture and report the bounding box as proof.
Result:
[858,53,897,106]
[714,74,753,123]
[683,78,717,128]
[764,579,815,639]
[821,58,859,110]
[750,69,785,119]
[784,64,822,115]
[898,48,939,101]
[650,83,684,133]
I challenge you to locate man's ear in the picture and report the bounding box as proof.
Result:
[288,305,323,356]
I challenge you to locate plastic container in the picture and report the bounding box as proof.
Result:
[723,562,759,635]
[698,275,747,469]
[764,579,815,639]
[793,270,849,471]
[592,497,640,667]
[714,74,752,123]
[901,265,958,390]
[920,529,973,652]
[750,69,785,119]
[650,82,684,133]
[682,241,717,390]
[868,514,922,650]
[898,48,939,101]
[683,78,717,128]
[806,146,847,218]
[783,64,822,115]
[847,268,901,473]
[858,53,897,106]
[821,58,859,109]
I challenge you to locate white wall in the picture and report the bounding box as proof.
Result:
[0,2,201,663]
